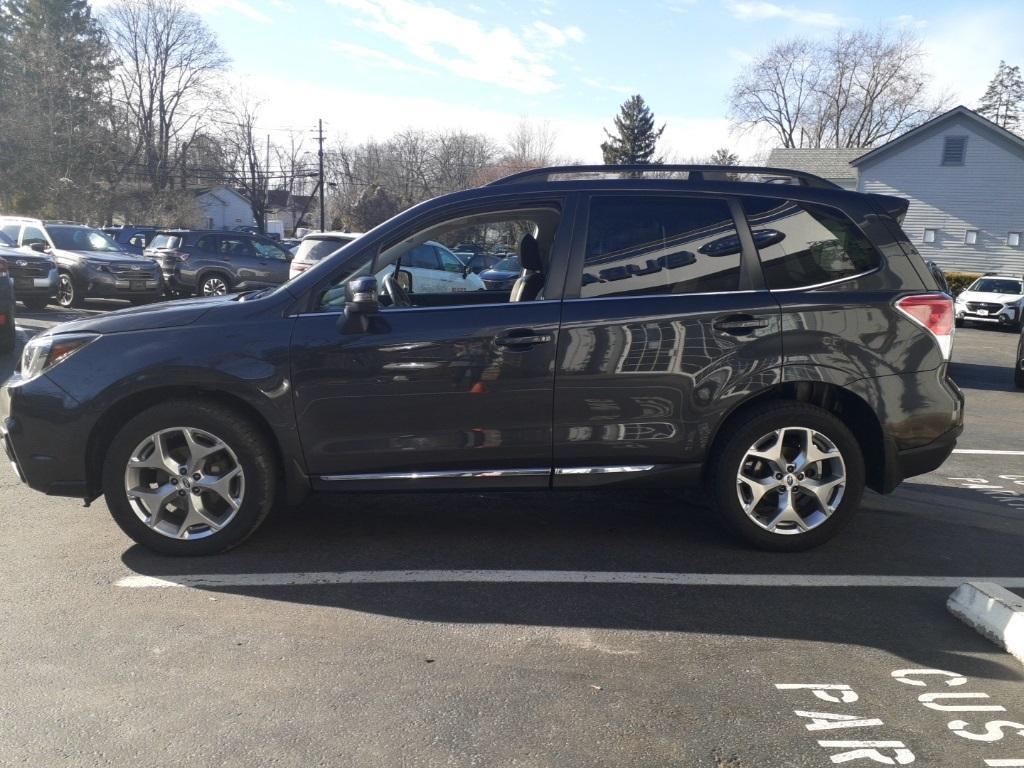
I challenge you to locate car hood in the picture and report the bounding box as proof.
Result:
[55,248,154,265]
[47,294,235,335]
[958,291,1023,304]
[0,246,52,265]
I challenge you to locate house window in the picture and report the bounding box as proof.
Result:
[923,229,937,244]
[942,136,967,165]
[1010,232,1022,248]
[965,230,978,245]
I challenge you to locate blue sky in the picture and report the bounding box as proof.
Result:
[104,0,1024,160]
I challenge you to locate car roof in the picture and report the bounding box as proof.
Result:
[302,231,362,240]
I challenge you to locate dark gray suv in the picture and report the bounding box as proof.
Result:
[1,165,963,556]
[145,230,292,296]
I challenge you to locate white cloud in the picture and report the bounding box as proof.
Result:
[725,0,845,28]
[582,77,635,96]
[892,13,927,30]
[331,41,435,75]
[328,0,584,94]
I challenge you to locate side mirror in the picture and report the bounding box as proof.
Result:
[29,242,47,253]
[339,276,379,334]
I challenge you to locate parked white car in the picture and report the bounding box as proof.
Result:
[289,231,363,280]
[954,274,1024,330]
[378,241,485,294]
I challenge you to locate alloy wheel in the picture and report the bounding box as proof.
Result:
[123,427,245,540]
[57,274,75,307]
[201,277,227,296]
[735,427,846,535]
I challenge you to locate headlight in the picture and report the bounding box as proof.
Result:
[20,333,100,380]
[85,259,110,272]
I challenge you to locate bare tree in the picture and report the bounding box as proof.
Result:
[103,0,228,191]
[221,95,269,231]
[505,119,558,170]
[730,29,948,149]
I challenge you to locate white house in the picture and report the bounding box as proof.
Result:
[192,186,256,230]
[853,106,1024,275]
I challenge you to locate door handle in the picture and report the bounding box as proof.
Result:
[496,329,553,348]
[714,315,770,334]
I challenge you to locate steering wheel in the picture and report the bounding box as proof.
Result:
[381,272,411,308]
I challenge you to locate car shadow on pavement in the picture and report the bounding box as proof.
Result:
[120,481,1024,683]
[950,361,1019,392]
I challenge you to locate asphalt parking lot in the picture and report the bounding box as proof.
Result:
[1,308,1022,768]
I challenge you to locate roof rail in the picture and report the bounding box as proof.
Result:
[487,164,841,190]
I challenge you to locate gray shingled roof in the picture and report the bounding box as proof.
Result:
[765,148,866,181]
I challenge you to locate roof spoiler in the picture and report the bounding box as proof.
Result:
[869,194,910,224]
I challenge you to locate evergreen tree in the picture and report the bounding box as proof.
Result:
[600,95,665,165]
[709,148,739,166]
[0,0,114,216]
[978,60,1024,132]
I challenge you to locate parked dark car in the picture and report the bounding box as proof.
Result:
[0,217,161,308]
[1,164,962,556]
[102,226,158,255]
[0,256,15,353]
[478,254,521,289]
[462,252,503,275]
[144,230,293,296]
[452,242,485,255]
[0,228,56,311]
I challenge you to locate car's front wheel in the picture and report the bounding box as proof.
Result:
[102,400,276,555]
[56,271,82,308]
[710,403,865,551]
[198,274,230,297]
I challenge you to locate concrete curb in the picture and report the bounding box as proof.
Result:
[947,582,1024,664]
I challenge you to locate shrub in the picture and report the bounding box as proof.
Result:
[945,271,982,296]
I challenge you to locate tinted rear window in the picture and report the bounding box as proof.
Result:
[743,199,880,290]
[150,234,182,249]
[581,196,741,298]
[294,237,351,263]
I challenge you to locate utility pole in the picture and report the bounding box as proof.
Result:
[264,134,270,234]
[317,119,326,232]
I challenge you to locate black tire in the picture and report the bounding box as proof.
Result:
[954,317,964,329]
[20,296,50,312]
[1015,339,1024,389]
[57,271,83,308]
[102,399,277,556]
[197,273,231,297]
[709,402,866,552]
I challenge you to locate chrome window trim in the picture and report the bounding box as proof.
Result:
[768,265,882,293]
[296,299,559,318]
[563,289,761,303]
[320,468,551,482]
[555,465,656,475]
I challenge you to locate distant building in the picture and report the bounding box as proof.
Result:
[853,105,1024,276]
[266,189,313,235]
[192,186,255,230]
[765,148,866,190]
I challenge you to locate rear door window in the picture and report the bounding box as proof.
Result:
[743,198,881,290]
[580,196,741,298]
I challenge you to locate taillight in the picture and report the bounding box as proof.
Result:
[896,294,954,360]
[0,258,8,277]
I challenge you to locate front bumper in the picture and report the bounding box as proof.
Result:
[956,304,1019,326]
[10,268,57,298]
[0,373,90,497]
[80,268,163,300]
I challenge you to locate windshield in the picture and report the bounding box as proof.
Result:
[0,230,14,247]
[295,237,352,263]
[150,234,182,249]
[971,278,1022,295]
[48,226,124,253]
[493,255,521,271]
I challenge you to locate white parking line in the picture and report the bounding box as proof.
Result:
[953,450,1024,456]
[114,571,1024,589]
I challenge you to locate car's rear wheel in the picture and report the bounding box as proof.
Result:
[102,400,276,555]
[56,271,82,308]
[199,274,230,297]
[710,403,865,551]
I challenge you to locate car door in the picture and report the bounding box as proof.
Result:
[289,196,573,490]
[253,237,292,285]
[552,192,783,485]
